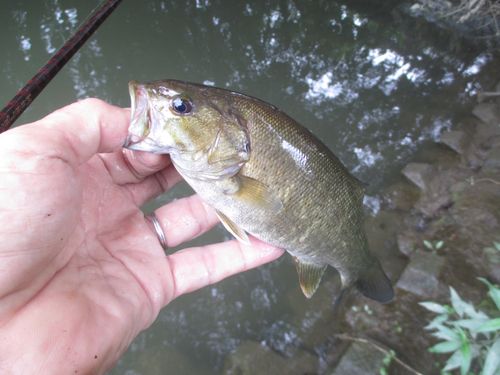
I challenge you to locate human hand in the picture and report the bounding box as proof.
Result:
[0,99,284,374]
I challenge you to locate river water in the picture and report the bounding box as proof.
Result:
[0,1,496,374]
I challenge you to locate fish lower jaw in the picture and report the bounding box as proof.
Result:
[125,137,165,153]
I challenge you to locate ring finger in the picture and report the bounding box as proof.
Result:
[146,194,221,249]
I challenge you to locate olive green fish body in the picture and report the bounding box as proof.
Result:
[125,80,394,304]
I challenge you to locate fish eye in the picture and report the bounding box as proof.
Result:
[172,97,193,115]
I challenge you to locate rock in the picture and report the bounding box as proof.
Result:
[474,122,500,141]
[222,340,318,375]
[382,180,420,212]
[440,131,468,155]
[484,147,500,168]
[401,163,434,191]
[413,172,454,217]
[396,250,445,298]
[472,103,500,125]
[412,167,472,217]
[330,341,387,375]
[397,231,420,256]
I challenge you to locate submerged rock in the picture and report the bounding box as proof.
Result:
[222,340,318,375]
[129,345,214,375]
[285,275,341,352]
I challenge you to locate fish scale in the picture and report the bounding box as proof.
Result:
[125,79,394,305]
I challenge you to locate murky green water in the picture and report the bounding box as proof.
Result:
[0,0,494,373]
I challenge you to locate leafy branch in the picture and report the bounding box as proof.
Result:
[420,278,500,375]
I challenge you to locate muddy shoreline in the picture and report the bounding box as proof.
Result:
[222,84,500,375]
[336,88,500,375]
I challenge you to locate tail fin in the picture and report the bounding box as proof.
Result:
[354,258,394,303]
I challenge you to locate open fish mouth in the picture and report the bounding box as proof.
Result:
[123,80,151,149]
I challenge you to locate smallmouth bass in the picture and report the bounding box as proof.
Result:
[124,80,394,305]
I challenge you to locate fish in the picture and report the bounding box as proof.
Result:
[124,79,394,305]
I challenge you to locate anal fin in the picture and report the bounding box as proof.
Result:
[214,209,250,246]
[293,256,327,298]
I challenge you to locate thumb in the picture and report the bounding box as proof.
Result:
[0,98,130,169]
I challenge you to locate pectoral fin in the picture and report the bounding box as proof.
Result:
[214,209,250,245]
[227,175,283,213]
[293,256,327,298]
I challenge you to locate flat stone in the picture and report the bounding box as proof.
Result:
[222,340,318,375]
[472,103,500,125]
[396,250,445,298]
[330,341,386,375]
[401,163,434,191]
[440,131,468,155]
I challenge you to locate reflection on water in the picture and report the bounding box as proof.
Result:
[0,0,495,373]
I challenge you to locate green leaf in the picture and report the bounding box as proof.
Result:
[494,242,500,251]
[429,340,463,353]
[432,324,460,341]
[475,318,500,333]
[450,287,466,318]
[420,302,450,315]
[436,241,444,249]
[383,355,391,365]
[489,255,500,264]
[460,343,471,375]
[465,306,489,321]
[483,337,500,375]
[424,240,433,249]
[484,247,498,255]
[453,324,468,343]
[479,278,500,311]
[426,314,450,329]
[454,318,489,331]
[442,349,462,371]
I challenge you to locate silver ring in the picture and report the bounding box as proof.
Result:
[145,212,168,250]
